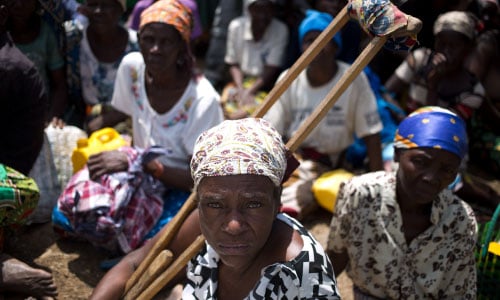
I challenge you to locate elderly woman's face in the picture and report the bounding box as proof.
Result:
[197,174,280,266]
[395,147,461,205]
[139,23,185,74]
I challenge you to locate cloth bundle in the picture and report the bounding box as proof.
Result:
[347,0,421,51]
[56,146,169,254]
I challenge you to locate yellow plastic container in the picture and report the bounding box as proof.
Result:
[71,127,129,173]
[312,169,354,213]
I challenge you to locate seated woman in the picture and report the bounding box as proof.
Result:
[221,0,289,120]
[384,11,484,121]
[54,0,224,254]
[90,118,341,299]
[65,0,139,131]
[327,106,478,299]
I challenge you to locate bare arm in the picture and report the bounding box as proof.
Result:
[144,159,194,191]
[363,133,383,171]
[86,108,129,134]
[90,208,202,299]
[326,249,349,278]
[229,64,245,90]
[48,67,68,122]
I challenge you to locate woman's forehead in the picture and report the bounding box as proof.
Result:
[197,175,276,194]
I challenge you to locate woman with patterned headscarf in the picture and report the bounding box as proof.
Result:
[91,118,341,299]
[327,106,478,299]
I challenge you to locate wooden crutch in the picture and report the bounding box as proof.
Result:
[126,3,420,298]
[128,36,389,300]
[123,6,351,299]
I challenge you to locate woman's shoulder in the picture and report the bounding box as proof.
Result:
[120,51,144,66]
[348,171,393,189]
[191,75,220,101]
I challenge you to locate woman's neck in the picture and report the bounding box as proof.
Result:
[87,23,123,42]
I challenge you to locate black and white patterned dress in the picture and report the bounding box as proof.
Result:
[182,213,341,299]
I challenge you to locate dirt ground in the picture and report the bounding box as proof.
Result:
[4,167,499,300]
[3,208,355,300]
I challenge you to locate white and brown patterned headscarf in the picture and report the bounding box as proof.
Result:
[191,118,287,188]
[433,11,476,40]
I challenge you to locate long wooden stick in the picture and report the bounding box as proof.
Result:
[125,6,395,299]
[286,35,387,152]
[124,6,350,298]
[136,235,206,300]
[131,36,389,300]
[123,192,197,294]
[124,250,174,300]
[252,7,349,118]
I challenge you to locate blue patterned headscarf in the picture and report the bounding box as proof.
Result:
[394,107,468,159]
[298,9,342,52]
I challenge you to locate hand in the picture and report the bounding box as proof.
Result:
[426,52,447,89]
[87,150,128,181]
[237,88,256,106]
[143,159,163,178]
[49,117,65,129]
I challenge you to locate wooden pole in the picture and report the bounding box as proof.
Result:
[286,36,387,153]
[136,235,206,300]
[252,7,349,118]
[123,192,197,295]
[124,7,351,299]
[124,5,398,299]
[129,35,388,300]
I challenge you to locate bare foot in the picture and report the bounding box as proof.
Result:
[0,253,57,299]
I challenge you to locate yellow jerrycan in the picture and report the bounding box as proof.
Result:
[312,169,354,213]
[71,127,129,173]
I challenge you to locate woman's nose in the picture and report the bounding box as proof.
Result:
[222,210,246,235]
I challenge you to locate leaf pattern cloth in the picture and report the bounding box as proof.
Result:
[328,170,477,299]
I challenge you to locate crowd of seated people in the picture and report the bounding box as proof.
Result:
[0,0,499,298]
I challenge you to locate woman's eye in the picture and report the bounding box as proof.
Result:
[412,157,427,166]
[247,201,263,209]
[207,202,223,209]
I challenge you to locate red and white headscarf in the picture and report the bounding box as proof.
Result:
[191,118,288,188]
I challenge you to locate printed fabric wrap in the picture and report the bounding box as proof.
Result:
[191,118,287,188]
[393,106,468,159]
[56,146,170,254]
[139,0,193,43]
[0,164,39,228]
[347,0,418,51]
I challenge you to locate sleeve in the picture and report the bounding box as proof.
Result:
[111,53,139,116]
[224,18,240,65]
[181,82,224,156]
[394,48,426,84]
[352,72,383,138]
[264,20,289,67]
[442,202,478,299]
[327,180,357,254]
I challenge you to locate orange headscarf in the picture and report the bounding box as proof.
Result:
[139,0,193,43]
